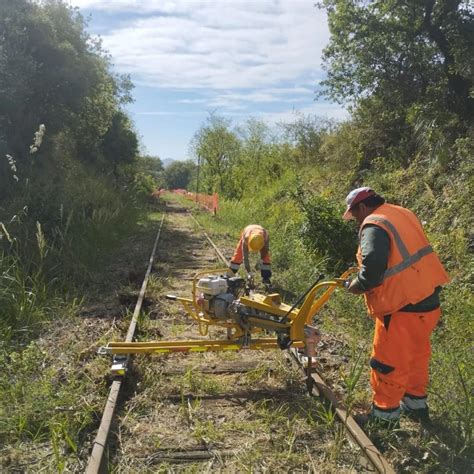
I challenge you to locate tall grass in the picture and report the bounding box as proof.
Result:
[187,149,474,463]
[0,160,152,469]
[0,160,147,347]
[0,222,58,345]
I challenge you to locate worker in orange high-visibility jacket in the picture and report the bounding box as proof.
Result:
[228,224,272,284]
[343,187,449,427]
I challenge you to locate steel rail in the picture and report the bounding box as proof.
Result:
[289,350,395,474]
[188,212,227,263]
[86,214,165,474]
[190,211,395,474]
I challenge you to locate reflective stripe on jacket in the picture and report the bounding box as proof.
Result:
[357,204,449,317]
[230,224,271,273]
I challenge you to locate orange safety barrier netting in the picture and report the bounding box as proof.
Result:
[152,189,218,215]
[193,192,218,215]
[151,188,167,199]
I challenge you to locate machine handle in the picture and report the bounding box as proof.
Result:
[279,274,325,323]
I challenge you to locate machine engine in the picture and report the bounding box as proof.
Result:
[196,275,246,319]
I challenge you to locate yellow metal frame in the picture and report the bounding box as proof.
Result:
[104,338,306,355]
[100,267,357,357]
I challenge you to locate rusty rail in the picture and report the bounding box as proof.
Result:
[86,214,165,474]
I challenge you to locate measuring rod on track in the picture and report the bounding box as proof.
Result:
[86,214,165,474]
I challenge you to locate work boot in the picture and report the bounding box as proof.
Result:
[354,413,400,430]
[354,404,400,430]
[400,394,431,423]
[400,403,430,423]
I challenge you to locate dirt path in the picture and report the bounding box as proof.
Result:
[106,200,364,472]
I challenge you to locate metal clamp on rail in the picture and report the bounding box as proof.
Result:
[111,355,128,377]
[97,346,128,376]
[97,345,112,355]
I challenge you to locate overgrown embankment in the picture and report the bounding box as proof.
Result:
[0,2,161,466]
[194,150,473,471]
[0,206,165,471]
[0,0,158,346]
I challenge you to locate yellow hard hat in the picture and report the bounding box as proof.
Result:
[248,232,264,252]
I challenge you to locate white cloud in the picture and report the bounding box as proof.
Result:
[70,1,201,14]
[69,1,347,159]
[255,103,349,123]
[204,90,311,110]
[177,98,208,105]
[71,0,329,91]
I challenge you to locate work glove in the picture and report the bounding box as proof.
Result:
[261,269,272,281]
[246,273,255,291]
[344,278,365,295]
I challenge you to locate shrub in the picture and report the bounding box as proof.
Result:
[294,191,357,272]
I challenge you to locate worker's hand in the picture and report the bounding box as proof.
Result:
[346,278,365,295]
[246,273,255,291]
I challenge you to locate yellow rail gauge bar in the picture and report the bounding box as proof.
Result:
[100,338,305,355]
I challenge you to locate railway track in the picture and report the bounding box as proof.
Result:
[86,200,395,473]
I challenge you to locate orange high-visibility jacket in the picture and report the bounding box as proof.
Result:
[357,203,449,317]
[230,224,271,273]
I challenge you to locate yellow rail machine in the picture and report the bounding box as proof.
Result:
[99,267,357,366]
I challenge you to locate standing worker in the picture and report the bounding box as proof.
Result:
[228,224,272,285]
[342,187,449,427]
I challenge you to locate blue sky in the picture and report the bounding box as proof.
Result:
[70,1,347,161]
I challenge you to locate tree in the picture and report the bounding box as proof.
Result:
[0,0,140,222]
[101,111,139,173]
[233,118,286,194]
[318,0,474,168]
[320,0,473,115]
[163,160,196,190]
[136,155,164,177]
[0,0,135,165]
[279,114,336,165]
[191,114,241,198]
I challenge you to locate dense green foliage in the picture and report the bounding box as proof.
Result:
[0,0,156,344]
[164,159,197,190]
[318,0,473,170]
[189,4,473,466]
[191,115,242,198]
[295,192,357,271]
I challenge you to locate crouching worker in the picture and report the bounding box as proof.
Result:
[228,224,272,285]
[342,187,449,428]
